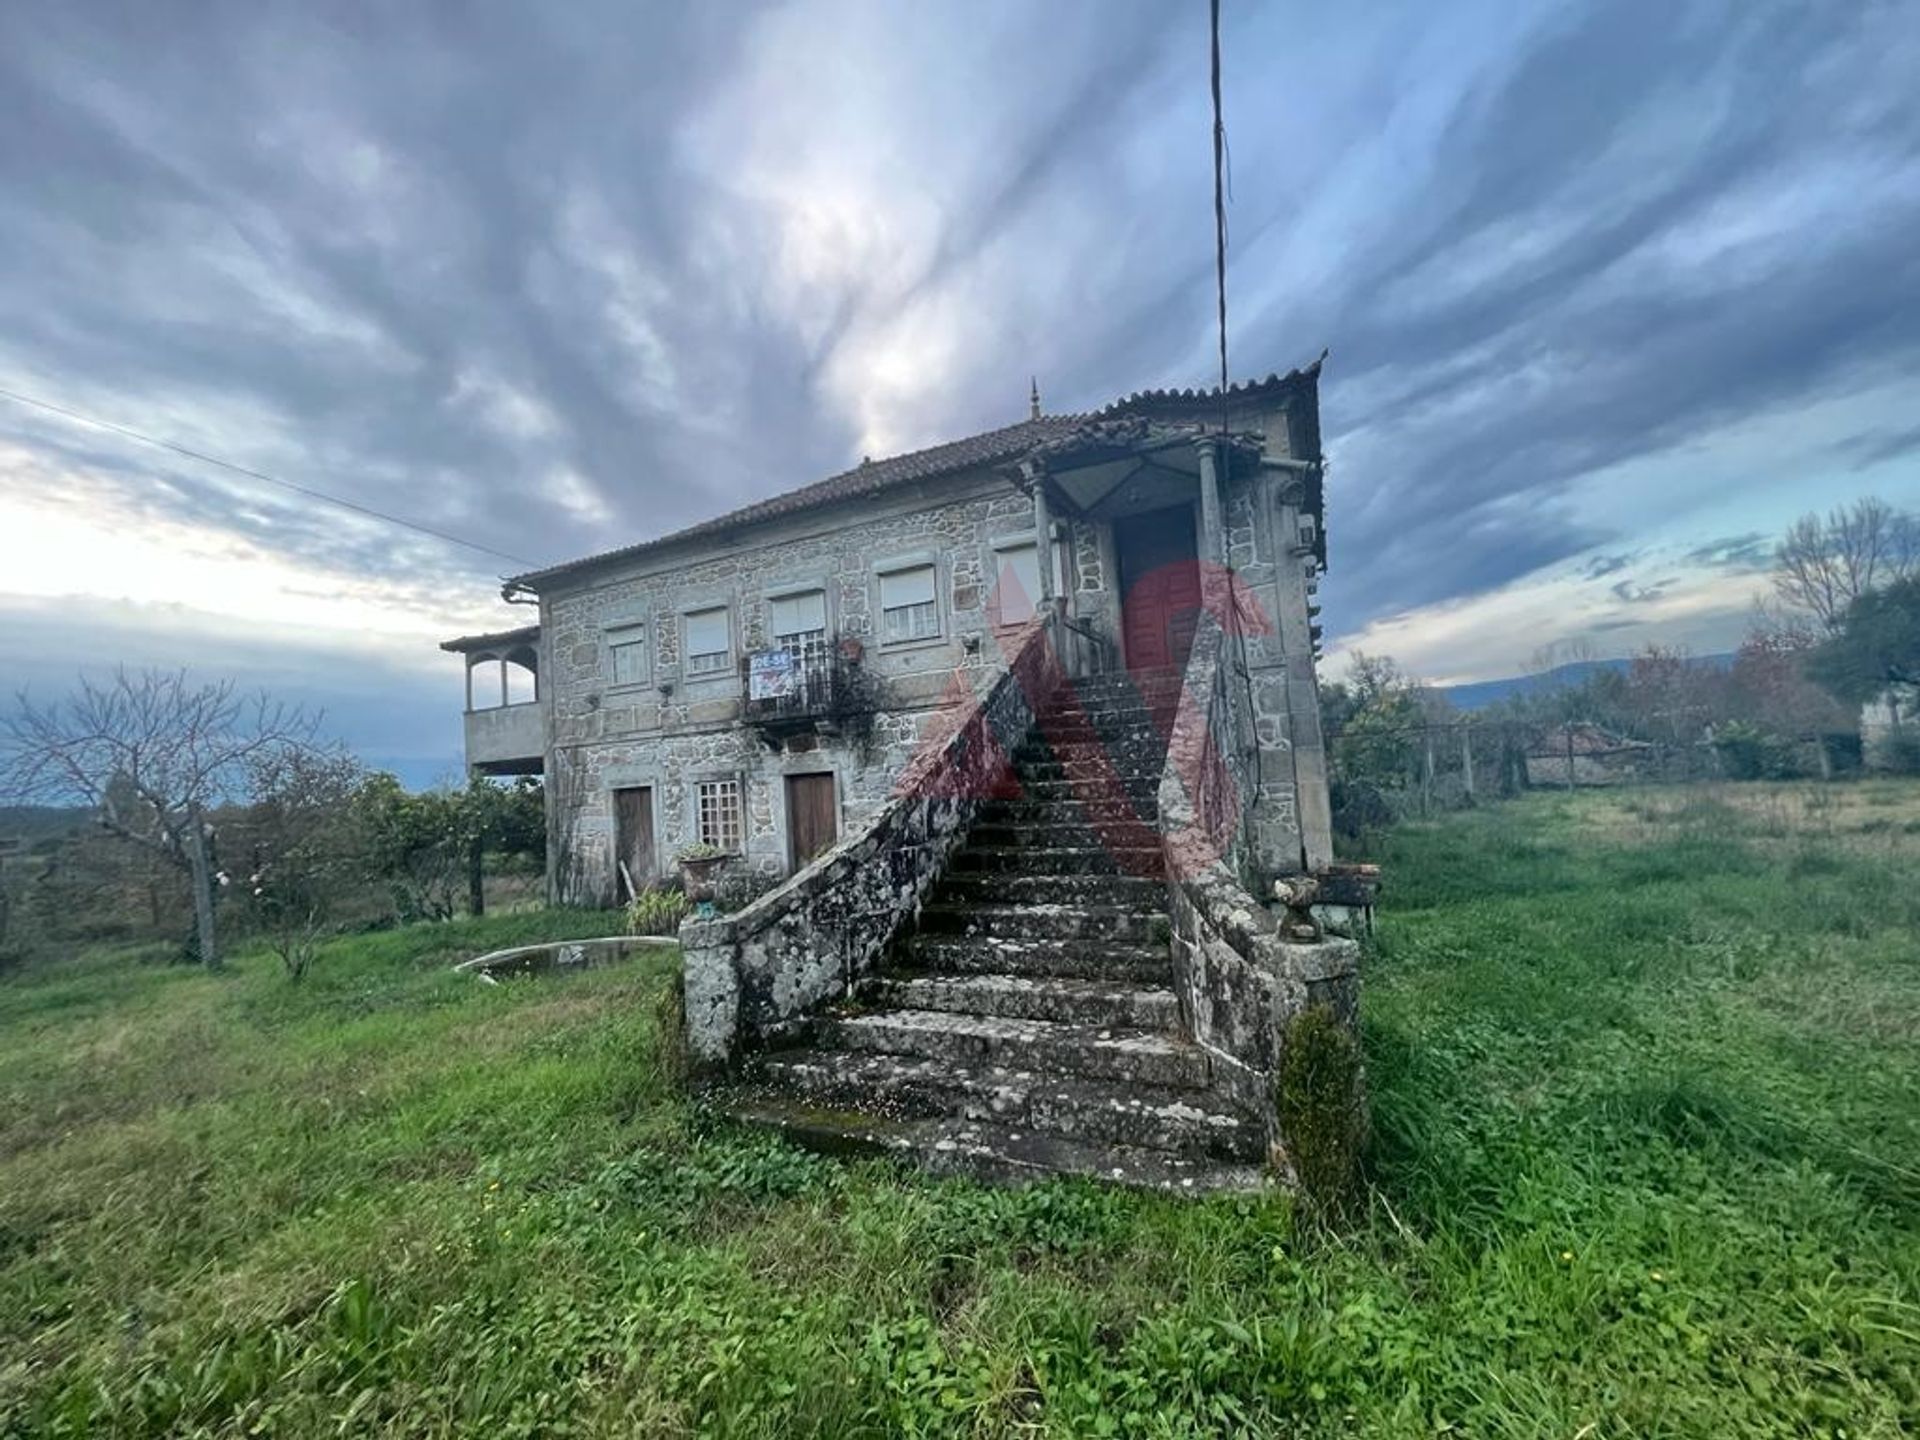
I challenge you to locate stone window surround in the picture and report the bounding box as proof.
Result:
[984,525,1069,626]
[601,604,653,694]
[771,754,844,864]
[692,770,747,854]
[871,548,945,652]
[677,595,736,690]
[759,576,835,648]
[599,762,665,884]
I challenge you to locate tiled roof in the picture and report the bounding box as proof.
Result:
[507,360,1321,591]
[439,623,540,654]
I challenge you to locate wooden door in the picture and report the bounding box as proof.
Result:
[613,786,654,899]
[785,772,837,870]
[1114,503,1201,673]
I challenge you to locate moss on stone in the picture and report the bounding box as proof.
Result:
[1274,1002,1366,1217]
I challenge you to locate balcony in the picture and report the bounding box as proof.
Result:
[742,636,855,744]
[464,701,545,775]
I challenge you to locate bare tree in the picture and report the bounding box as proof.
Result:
[1,669,320,968]
[1774,497,1919,631]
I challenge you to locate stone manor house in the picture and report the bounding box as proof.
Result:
[443,361,1365,1188]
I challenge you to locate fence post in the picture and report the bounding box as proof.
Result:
[1565,726,1576,792]
[1422,727,1436,816]
[1461,719,1475,800]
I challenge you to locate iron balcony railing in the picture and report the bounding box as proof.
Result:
[742,635,846,726]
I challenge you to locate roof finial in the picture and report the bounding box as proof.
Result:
[1029,375,1041,420]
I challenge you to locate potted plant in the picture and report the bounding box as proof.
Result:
[675,841,730,903]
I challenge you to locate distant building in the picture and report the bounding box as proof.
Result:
[1525,722,1655,787]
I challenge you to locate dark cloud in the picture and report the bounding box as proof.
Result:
[2,0,1915,739]
[1837,424,1920,472]
[1684,532,1774,572]
[1582,552,1636,579]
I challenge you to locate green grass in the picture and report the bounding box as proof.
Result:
[3,786,1918,1436]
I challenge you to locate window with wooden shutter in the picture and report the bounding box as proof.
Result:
[685,607,730,676]
[608,625,648,686]
[878,564,939,643]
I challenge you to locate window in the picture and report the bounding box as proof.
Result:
[696,778,743,852]
[769,589,826,647]
[685,606,730,677]
[608,625,648,687]
[878,563,939,644]
[989,538,1069,626]
[770,589,828,690]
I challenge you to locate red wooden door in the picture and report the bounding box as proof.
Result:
[613,786,654,898]
[786,773,837,869]
[1115,504,1201,673]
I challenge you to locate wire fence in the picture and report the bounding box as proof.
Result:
[1325,715,1871,836]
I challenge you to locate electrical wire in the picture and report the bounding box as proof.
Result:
[0,383,538,568]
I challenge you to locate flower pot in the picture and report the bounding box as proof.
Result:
[678,855,728,903]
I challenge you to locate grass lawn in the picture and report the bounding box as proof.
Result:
[2,784,1917,1437]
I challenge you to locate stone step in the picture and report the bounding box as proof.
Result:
[902,934,1172,983]
[975,796,1161,830]
[729,1101,1266,1194]
[967,821,1159,856]
[1057,671,1185,696]
[817,1010,1204,1090]
[949,844,1164,877]
[1036,705,1179,730]
[1013,757,1165,784]
[933,871,1166,907]
[916,903,1160,943]
[866,973,1180,1029]
[751,1049,1260,1159]
[1003,776,1162,803]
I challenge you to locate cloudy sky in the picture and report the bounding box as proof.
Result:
[3,0,1917,781]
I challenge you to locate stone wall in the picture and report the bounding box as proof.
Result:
[1158,610,1361,1156]
[537,471,1109,901]
[681,613,1065,1063]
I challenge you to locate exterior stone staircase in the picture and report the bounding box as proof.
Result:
[734,668,1269,1192]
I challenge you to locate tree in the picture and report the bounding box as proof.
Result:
[1,670,319,967]
[350,775,468,923]
[1807,576,1920,704]
[235,747,366,981]
[1773,497,1919,631]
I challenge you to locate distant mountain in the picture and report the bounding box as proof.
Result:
[0,805,88,846]
[1440,654,1735,712]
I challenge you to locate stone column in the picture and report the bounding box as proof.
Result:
[1196,438,1226,573]
[1031,476,1055,607]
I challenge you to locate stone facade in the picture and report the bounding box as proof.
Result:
[482,367,1336,914]
[682,615,1060,1062]
[536,476,1102,902]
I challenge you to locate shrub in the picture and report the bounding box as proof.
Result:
[1274,1004,1367,1219]
[1875,728,1920,776]
[625,883,690,936]
[1712,721,1800,780]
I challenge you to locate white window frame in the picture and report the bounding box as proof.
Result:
[605,622,650,690]
[874,554,942,648]
[766,585,829,646]
[694,776,744,854]
[683,604,732,679]
[986,533,1068,628]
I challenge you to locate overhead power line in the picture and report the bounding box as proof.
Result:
[1209,0,1230,416]
[0,383,538,569]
